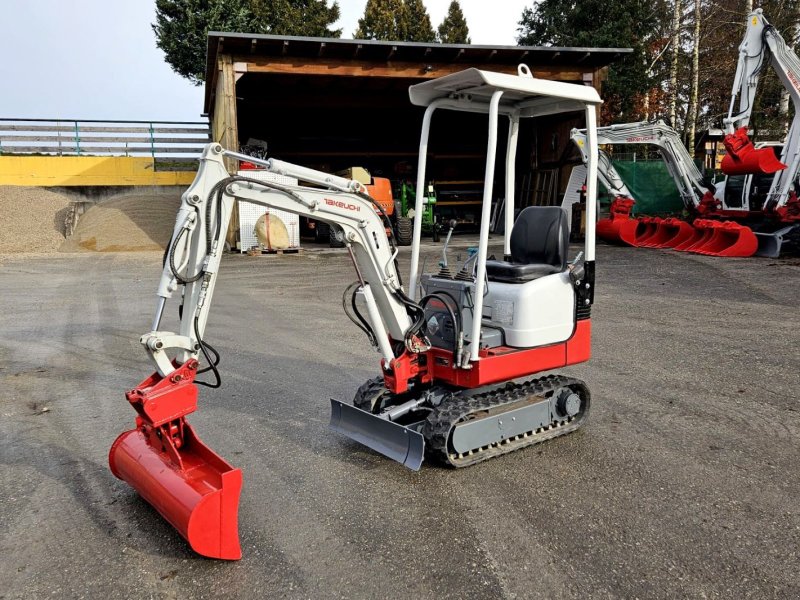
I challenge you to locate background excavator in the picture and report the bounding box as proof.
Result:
[108,65,602,560]
[572,9,800,258]
[570,120,764,257]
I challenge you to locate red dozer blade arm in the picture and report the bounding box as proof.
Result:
[108,359,242,560]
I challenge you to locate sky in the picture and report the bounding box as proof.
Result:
[0,0,530,123]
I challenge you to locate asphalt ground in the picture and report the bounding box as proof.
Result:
[1,239,799,599]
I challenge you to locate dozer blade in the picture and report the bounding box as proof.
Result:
[329,399,425,471]
[110,421,243,560]
[721,128,786,175]
[689,220,758,257]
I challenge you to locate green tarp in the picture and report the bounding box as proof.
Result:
[605,160,685,216]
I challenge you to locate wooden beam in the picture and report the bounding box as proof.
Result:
[237,56,590,82]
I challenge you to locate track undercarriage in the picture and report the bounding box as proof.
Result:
[339,374,591,469]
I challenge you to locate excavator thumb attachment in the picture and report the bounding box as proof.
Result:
[329,399,425,471]
[721,128,786,175]
[108,360,242,560]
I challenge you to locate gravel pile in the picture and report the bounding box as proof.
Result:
[0,186,72,253]
[60,193,182,252]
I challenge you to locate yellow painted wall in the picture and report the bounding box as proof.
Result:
[0,155,196,186]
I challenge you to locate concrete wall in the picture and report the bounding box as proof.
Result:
[0,155,195,186]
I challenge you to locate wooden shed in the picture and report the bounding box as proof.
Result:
[203,33,629,239]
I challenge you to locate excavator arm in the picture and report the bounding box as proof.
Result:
[110,143,428,560]
[571,120,714,213]
[146,143,420,377]
[724,9,800,217]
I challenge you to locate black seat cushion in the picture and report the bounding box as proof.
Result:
[486,206,569,283]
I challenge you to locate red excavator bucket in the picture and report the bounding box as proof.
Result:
[108,360,242,560]
[721,128,786,175]
[638,218,696,248]
[631,216,663,246]
[596,198,639,246]
[672,223,709,252]
[688,220,758,257]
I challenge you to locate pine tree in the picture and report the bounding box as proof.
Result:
[153,0,342,85]
[437,1,470,44]
[405,0,436,42]
[249,0,342,37]
[517,0,665,122]
[354,0,410,40]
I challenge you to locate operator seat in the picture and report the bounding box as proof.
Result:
[486,206,569,283]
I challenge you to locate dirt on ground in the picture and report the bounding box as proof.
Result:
[59,193,181,252]
[0,186,71,253]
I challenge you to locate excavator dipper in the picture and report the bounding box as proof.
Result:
[108,65,602,559]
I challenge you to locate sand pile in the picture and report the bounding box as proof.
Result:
[60,193,182,252]
[0,186,72,253]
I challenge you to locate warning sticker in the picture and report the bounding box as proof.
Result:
[493,300,514,325]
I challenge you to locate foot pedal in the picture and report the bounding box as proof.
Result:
[329,399,425,471]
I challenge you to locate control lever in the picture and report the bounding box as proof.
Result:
[440,219,457,268]
[568,251,585,284]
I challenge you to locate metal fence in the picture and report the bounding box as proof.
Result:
[0,118,211,170]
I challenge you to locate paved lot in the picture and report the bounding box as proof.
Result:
[1,240,799,599]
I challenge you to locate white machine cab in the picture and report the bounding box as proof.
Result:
[406,65,601,356]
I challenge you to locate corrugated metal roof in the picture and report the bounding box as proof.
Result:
[204,32,631,112]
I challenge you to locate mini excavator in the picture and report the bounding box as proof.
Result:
[109,65,602,559]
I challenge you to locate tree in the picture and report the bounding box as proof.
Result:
[667,0,683,128]
[249,0,341,37]
[437,0,470,44]
[405,0,436,42]
[153,0,342,85]
[517,0,667,123]
[354,0,410,40]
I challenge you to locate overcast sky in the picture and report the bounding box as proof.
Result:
[0,0,530,123]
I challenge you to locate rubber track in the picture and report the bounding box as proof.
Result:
[423,374,591,468]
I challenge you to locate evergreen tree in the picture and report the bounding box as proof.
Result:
[249,0,341,37]
[517,0,664,122]
[153,0,341,85]
[405,0,436,42]
[437,0,470,44]
[354,0,410,40]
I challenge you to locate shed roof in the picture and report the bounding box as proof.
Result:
[204,32,631,112]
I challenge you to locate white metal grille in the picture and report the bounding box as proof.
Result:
[236,170,300,251]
